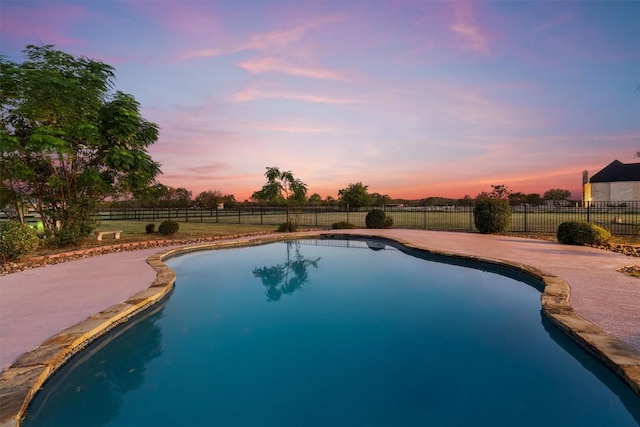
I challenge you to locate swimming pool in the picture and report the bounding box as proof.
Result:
[23,238,640,426]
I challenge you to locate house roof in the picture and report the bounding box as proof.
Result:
[590,160,640,183]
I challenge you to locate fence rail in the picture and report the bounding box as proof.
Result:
[92,201,640,235]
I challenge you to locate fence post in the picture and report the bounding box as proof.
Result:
[469,207,474,231]
[423,204,427,229]
[238,208,241,224]
[587,202,590,223]
[346,204,350,224]
[260,206,263,225]
[524,204,527,233]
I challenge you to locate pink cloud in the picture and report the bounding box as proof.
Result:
[180,25,308,60]
[243,26,306,51]
[238,57,346,81]
[249,123,336,133]
[181,48,225,60]
[233,88,353,105]
[181,12,343,61]
[449,0,492,54]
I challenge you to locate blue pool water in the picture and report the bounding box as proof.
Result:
[24,238,640,426]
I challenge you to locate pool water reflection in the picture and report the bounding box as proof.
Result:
[24,238,640,426]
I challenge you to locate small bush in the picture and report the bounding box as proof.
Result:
[384,216,394,228]
[52,228,80,247]
[277,221,298,232]
[366,209,389,229]
[145,223,155,234]
[158,220,180,235]
[0,221,40,262]
[332,221,355,229]
[474,199,511,234]
[557,221,611,246]
[50,222,95,246]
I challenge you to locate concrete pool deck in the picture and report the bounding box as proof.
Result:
[1,230,639,425]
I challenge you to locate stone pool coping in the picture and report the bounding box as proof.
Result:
[1,232,639,426]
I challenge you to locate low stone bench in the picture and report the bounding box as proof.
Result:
[95,230,122,241]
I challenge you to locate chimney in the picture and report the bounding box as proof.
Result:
[582,170,589,204]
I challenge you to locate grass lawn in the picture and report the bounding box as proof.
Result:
[32,222,277,256]
[95,220,275,240]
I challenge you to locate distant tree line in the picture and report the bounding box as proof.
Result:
[105,179,573,211]
[108,185,238,209]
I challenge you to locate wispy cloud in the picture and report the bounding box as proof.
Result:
[233,88,353,105]
[244,26,306,52]
[449,0,492,54]
[183,26,306,60]
[180,26,306,60]
[238,57,346,81]
[181,13,342,61]
[250,123,336,133]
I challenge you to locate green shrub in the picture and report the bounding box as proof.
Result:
[0,221,40,262]
[557,222,611,246]
[50,197,99,246]
[366,209,389,229]
[473,199,511,234]
[51,222,96,247]
[51,228,79,247]
[331,221,355,229]
[158,220,180,235]
[145,223,155,234]
[277,221,298,232]
[384,215,394,228]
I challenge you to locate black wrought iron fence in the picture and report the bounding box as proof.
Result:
[96,201,640,235]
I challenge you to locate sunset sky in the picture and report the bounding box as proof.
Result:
[1,0,638,201]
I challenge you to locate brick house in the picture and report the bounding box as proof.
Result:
[583,160,640,203]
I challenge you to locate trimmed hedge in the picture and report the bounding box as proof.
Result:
[145,223,155,234]
[332,221,355,229]
[557,221,611,246]
[0,221,40,262]
[474,199,511,234]
[366,209,393,229]
[158,220,180,235]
